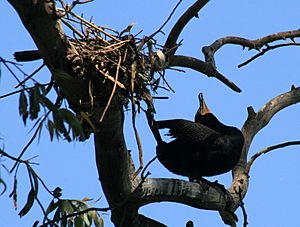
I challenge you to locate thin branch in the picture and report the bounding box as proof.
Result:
[234,186,248,227]
[246,141,300,173]
[169,55,241,92]
[149,0,183,39]
[0,57,21,83]
[15,63,45,88]
[10,111,51,173]
[202,29,300,69]
[238,42,300,68]
[164,0,210,57]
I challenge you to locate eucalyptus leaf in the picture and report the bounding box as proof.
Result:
[19,189,35,217]
[60,108,85,141]
[19,91,28,125]
[29,86,40,120]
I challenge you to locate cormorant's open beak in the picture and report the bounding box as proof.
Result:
[198,93,211,115]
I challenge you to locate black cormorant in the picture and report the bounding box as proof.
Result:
[154,93,244,181]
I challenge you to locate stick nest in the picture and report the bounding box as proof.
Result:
[64,12,167,115]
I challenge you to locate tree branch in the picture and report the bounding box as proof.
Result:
[246,141,300,173]
[8,0,90,108]
[169,55,242,92]
[135,178,233,211]
[238,42,300,68]
[164,0,210,56]
[221,87,300,225]
[202,29,300,69]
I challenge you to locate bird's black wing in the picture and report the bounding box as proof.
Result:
[154,119,220,143]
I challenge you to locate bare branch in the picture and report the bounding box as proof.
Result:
[223,87,300,226]
[234,186,248,227]
[169,55,242,92]
[246,141,300,173]
[238,42,300,68]
[164,0,210,56]
[149,0,183,39]
[243,87,300,167]
[202,29,300,68]
[10,111,51,173]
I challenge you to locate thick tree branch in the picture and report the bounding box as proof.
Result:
[135,178,233,211]
[220,87,300,225]
[164,0,210,56]
[169,55,242,92]
[8,0,90,108]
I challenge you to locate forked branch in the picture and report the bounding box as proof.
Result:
[246,141,300,173]
[222,87,300,225]
[202,29,300,68]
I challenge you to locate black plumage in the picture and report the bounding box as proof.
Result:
[155,93,244,180]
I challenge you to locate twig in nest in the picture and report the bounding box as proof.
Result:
[130,61,144,179]
[61,18,85,39]
[88,79,94,109]
[96,67,125,89]
[99,53,122,122]
[69,12,119,42]
[246,141,300,173]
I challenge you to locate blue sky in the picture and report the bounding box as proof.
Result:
[1,0,300,226]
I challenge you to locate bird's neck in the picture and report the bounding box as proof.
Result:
[195,113,229,134]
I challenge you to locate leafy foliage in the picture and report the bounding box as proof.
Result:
[18,84,87,142]
[44,198,104,227]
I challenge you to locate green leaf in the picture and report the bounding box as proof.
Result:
[61,213,67,227]
[45,200,60,217]
[83,213,91,226]
[19,189,35,217]
[19,91,28,125]
[60,108,85,141]
[74,216,84,227]
[52,110,70,142]
[28,166,39,194]
[79,112,96,132]
[29,86,41,120]
[47,119,55,141]
[9,177,18,209]
[32,220,39,227]
[53,201,62,223]
[91,211,102,227]
[99,217,104,227]
[41,97,70,141]
[61,200,74,214]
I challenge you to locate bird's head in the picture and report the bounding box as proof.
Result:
[195,93,211,122]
